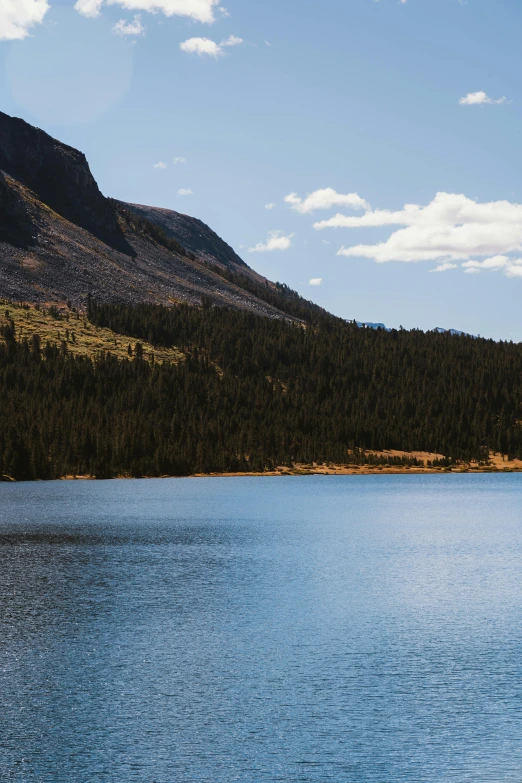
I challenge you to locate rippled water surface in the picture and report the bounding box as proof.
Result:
[1,475,522,782]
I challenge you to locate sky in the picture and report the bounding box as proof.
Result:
[1,0,522,340]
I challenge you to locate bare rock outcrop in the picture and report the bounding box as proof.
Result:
[0,111,131,253]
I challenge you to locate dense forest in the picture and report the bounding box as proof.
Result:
[1,296,522,480]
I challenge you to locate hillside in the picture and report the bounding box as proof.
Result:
[0,111,324,322]
[121,201,249,270]
[3,111,522,481]
[2,296,522,480]
[0,301,183,364]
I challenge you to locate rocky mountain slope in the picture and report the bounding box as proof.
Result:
[0,111,295,319]
[122,201,248,270]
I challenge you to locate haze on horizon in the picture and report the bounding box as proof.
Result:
[1,0,522,340]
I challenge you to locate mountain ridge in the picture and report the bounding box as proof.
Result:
[0,111,319,322]
[121,201,249,270]
[0,110,478,337]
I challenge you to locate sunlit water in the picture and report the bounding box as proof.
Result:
[1,475,522,782]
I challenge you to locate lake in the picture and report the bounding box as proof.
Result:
[1,475,522,782]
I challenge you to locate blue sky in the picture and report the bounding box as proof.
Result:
[2,0,522,339]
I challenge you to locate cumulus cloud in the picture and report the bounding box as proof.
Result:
[459,91,509,106]
[179,37,221,56]
[248,230,293,253]
[312,192,522,266]
[153,161,167,169]
[430,262,458,273]
[285,188,369,214]
[462,256,522,278]
[178,188,193,195]
[265,202,275,210]
[173,156,186,164]
[309,278,323,286]
[0,0,50,40]
[180,33,242,57]
[506,266,522,278]
[74,0,103,17]
[113,14,144,35]
[75,0,219,23]
[221,34,242,46]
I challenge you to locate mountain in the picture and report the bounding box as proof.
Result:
[0,111,467,335]
[4,111,522,482]
[358,323,471,336]
[0,111,320,321]
[356,321,391,331]
[434,327,473,337]
[121,201,249,270]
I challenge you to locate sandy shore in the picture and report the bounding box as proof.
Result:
[60,463,522,481]
[3,451,521,482]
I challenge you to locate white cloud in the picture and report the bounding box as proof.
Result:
[506,266,522,278]
[153,161,167,169]
[313,192,522,266]
[248,230,294,253]
[74,0,103,17]
[462,256,522,278]
[113,14,144,35]
[173,156,186,164]
[221,34,242,46]
[309,278,323,286]
[0,0,50,40]
[180,37,222,57]
[180,33,241,57]
[430,262,457,273]
[75,0,219,23]
[459,91,510,106]
[285,188,369,214]
[178,188,193,195]
[265,202,275,210]
[219,6,229,16]
[462,255,510,271]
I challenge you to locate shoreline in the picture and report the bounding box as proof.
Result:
[3,466,522,483]
[191,466,522,477]
[48,453,522,480]
[4,450,522,482]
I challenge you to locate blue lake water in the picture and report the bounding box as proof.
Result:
[1,474,522,782]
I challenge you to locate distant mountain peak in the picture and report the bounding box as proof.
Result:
[356,321,473,337]
[433,327,473,337]
[356,321,391,332]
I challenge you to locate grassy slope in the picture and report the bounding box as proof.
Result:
[0,301,184,364]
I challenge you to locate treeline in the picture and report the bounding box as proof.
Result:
[2,299,522,480]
